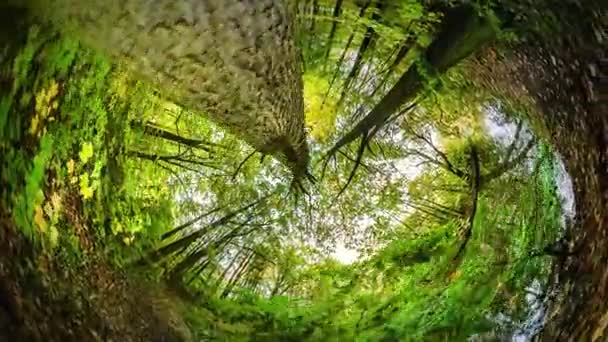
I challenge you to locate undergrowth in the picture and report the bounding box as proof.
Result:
[1,25,175,264]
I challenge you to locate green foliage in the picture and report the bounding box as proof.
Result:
[303,73,337,142]
[0,2,575,341]
[2,24,175,260]
[12,134,54,241]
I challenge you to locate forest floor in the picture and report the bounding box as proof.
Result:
[0,7,191,341]
[0,203,186,341]
[470,2,607,340]
[0,2,606,341]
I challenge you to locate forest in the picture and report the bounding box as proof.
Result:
[0,0,605,340]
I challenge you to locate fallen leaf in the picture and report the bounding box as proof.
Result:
[48,80,59,98]
[67,159,75,175]
[34,205,47,231]
[50,192,62,213]
[29,115,40,135]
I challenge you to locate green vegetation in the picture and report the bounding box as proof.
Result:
[1,0,597,340]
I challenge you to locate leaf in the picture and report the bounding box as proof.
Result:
[79,142,94,164]
[34,205,47,231]
[48,226,59,248]
[50,192,63,216]
[91,159,104,179]
[48,80,59,98]
[79,173,95,200]
[29,114,40,135]
[81,186,94,200]
[67,159,75,175]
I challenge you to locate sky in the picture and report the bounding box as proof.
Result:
[331,105,576,267]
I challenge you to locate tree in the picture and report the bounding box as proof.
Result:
[0,1,583,340]
[334,0,386,111]
[24,0,312,180]
[325,5,500,182]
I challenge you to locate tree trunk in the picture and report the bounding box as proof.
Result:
[23,0,310,176]
[324,0,345,62]
[328,5,498,155]
[335,0,385,111]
